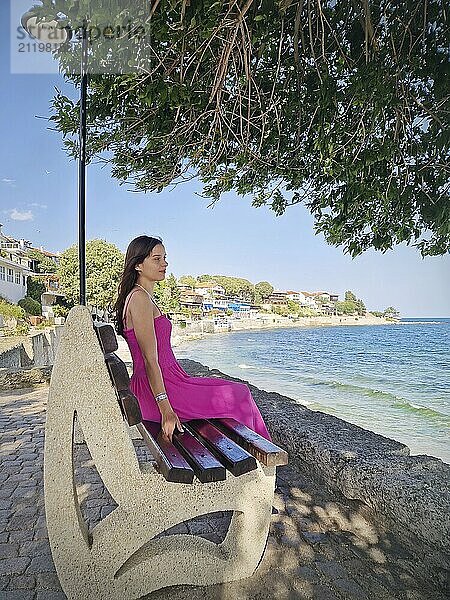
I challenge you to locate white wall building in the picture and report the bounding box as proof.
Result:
[286,291,307,304]
[194,283,226,299]
[0,224,33,304]
[300,292,320,310]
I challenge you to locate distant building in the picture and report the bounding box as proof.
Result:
[267,291,288,305]
[286,291,307,304]
[176,283,194,293]
[179,291,203,311]
[194,282,226,299]
[29,246,61,271]
[300,291,320,310]
[311,291,331,302]
[202,298,228,312]
[227,300,251,315]
[0,224,33,303]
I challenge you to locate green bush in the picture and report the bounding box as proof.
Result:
[52,304,69,318]
[272,305,290,317]
[18,296,42,316]
[0,297,25,320]
[15,323,30,335]
[297,307,319,317]
[27,277,46,303]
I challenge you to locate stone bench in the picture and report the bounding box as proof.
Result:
[43,305,288,600]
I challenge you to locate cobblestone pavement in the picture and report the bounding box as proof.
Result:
[0,387,446,600]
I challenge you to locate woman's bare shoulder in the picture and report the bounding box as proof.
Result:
[126,288,156,330]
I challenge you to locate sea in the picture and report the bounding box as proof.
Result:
[175,318,450,464]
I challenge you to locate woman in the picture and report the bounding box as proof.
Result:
[114,235,271,443]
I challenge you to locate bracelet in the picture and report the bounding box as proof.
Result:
[155,392,168,403]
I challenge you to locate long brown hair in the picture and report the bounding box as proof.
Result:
[114,235,163,336]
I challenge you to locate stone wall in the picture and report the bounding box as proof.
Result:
[0,328,63,369]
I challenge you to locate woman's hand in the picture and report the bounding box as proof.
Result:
[160,406,184,443]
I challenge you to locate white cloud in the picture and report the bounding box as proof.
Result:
[29,203,48,209]
[2,178,16,186]
[10,209,33,221]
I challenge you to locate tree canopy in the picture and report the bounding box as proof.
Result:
[28,249,57,274]
[27,277,46,303]
[255,281,274,300]
[178,275,197,288]
[154,273,181,314]
[343,289,366,314]
[57,239,124,308]
[203,275,255,299]
[35,0,449,256]
[383,306,400,319]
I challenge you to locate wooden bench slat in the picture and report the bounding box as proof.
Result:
[105,353,130,391]
[171,429,227,483]
[187,420,257,477]
[210,418,289,467]
[140,421,194,484]
[94,323,118,353]
[117,389,142,427]
[102,353,142,426]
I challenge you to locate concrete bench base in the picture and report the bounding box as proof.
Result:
[44,306,275,599]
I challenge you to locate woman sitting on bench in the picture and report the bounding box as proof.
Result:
[114,235,272,444]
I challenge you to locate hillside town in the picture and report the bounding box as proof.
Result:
[1,224,397,335]
[177,282,341,320]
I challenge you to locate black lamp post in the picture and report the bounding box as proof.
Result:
[21,12,88,306]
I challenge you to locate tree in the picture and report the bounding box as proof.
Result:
[255,282,274,301]
[345,290,366,315]
[28,249,57,274]
[27,277,46,303]
[383,306,400,320]
[197,275,214,284]
[154,274,181,314]
[211,276,254,300]
[287,300,301,314]
[335,300,358,315]
[42,1,449,257]
[18,297,42,316]
[58,239,124,309]
[178,275,197,289]
[273,305,290,317]
[355,298,366,316]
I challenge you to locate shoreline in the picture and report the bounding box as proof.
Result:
[179,358,450,577]
[170,317,449,465]
[171,313,396,347]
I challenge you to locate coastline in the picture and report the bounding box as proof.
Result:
[171,313,395,347]
[179,358,450,578]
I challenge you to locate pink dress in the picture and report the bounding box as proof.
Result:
[122,294,271,440]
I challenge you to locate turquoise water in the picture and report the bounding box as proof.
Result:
[175,319,450,464]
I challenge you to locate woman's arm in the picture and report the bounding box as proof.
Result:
[129,291,183,441]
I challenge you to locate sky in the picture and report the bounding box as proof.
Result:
[1,2,449,318]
